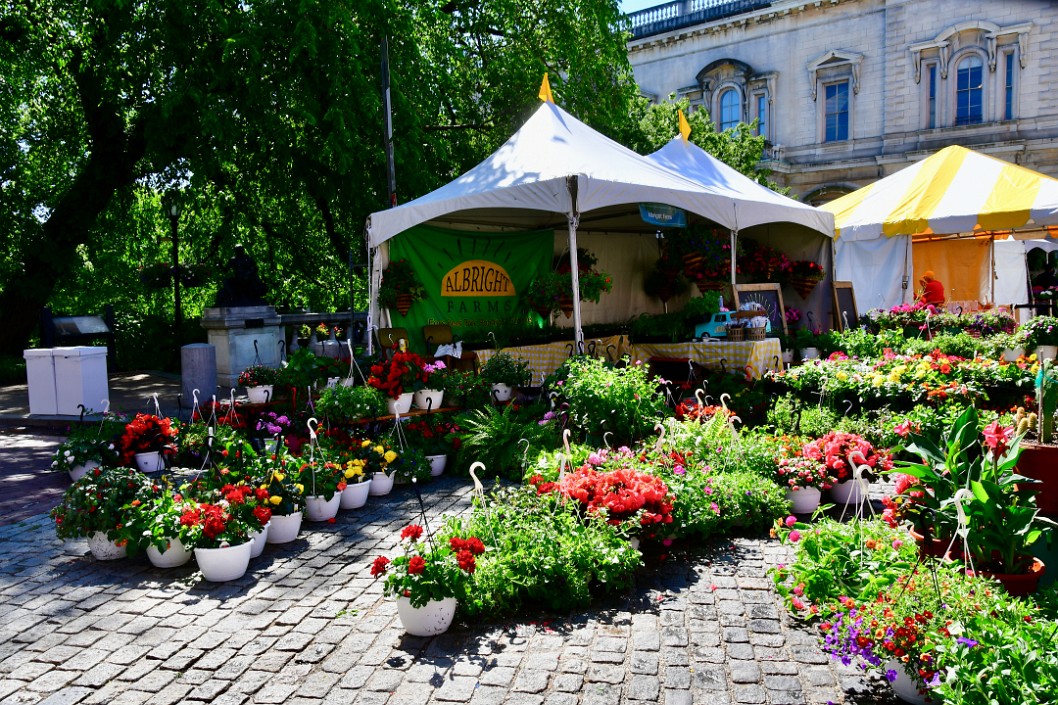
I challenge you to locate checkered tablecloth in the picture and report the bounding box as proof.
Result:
[629,339,782,379]
[474,335,632,387]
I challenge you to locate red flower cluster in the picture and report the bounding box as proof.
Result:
[367,350,427,399]
[118,413,178,464]
[450,535,486,574]
[370,555,391,577]
[801,431,891,482]
[551,466,675,530]
[401,524,424,541]
[407,556,426,574]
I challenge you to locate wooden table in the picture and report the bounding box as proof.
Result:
[629,339,782,379]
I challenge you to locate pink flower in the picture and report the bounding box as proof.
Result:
[785,515,797,528]
[982,421,1014,457]
[892,539,904,550]
[789,529,802,543]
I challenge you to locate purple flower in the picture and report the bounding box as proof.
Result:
[956,636,978,648]
[674,464,685,475]
[885,669,898,683]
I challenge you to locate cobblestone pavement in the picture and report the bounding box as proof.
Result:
[0,433,68,528]
[0,466,900,705]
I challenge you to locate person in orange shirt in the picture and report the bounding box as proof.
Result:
[916,270,945,307]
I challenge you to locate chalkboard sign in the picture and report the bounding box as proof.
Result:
[734,283,787,336]
[833,281,859,331]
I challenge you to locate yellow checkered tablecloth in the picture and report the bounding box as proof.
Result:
[474,335,632,387]
[629,339,782,379]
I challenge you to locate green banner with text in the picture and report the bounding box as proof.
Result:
[389,225,553,352]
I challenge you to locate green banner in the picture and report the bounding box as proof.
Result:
[389,225,553,352]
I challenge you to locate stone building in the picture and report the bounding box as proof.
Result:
[626,0,1058,203]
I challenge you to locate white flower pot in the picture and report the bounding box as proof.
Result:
[386,392,414,415]
[304,494,341,522]
[134,451,165,473]
[1035,344,1058,361]
[266,512,303,544]
[69,460,99,483]
[263,438,279,454]
[491,383,513,402]
[339,480,372,509]
[786,486,822,514]
[396,596,457,637]
[781,350,794,365]
[87,532,126,561]
[799,347,819,361]
[426,454,448,477]
[249,522,270,558]
[146,537,193,568]
[1002,346,1025,362]
[194,540,253,582]
[414,389,445,411]
[885,659,931,704]
[369,472,394,496]
[246,385,274,404]
[829,478,867,505]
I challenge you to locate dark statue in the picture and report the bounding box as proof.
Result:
[214,244,269,307]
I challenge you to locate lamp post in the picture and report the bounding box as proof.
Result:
[166,198,182,336]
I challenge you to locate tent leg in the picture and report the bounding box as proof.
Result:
[568,215,584,354]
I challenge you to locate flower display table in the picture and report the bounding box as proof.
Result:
[629,339,782,379]
[474,335,632,387]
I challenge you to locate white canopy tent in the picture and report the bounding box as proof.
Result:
[365,101,834,349]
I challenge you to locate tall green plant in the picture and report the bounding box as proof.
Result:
[561,356,668,447]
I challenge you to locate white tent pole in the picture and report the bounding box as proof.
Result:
[566,175,584,353]
[365,233,376,356]
[990,236,996,305]
[729,229,739,307]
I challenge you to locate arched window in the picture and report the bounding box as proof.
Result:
[955,55,984,125]
[718,88,740,131]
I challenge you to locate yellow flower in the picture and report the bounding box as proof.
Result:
[374,445,385,455]
[269,496,282,505]
[384,450,398,463]
[836,371,848,382]
[273,472,285,482]
[361,440,372,448]
[295,483,304,494]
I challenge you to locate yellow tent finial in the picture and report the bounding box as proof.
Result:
[538,73,554,104]
[678,109,691,143]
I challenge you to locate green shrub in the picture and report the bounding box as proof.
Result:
[454,403,559,480]
[561,356,668,447]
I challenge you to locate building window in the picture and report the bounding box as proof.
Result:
[825,81,849,142]
[718,88,740,131]
[1004,51,1015,121]
[955,55,983,126]
[927,64,937,129]
[755,94,767,138]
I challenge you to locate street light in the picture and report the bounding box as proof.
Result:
[165,197,182,336]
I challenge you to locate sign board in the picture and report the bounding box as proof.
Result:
[639,203,687,228]
[833,281,859,331]
[733,283,788,336]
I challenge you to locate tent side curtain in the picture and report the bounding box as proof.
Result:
[835,235,912,311]
[912,239,992,307]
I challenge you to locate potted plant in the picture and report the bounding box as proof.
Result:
[388,445,431,485]
[298,459,346,522]
[370,524,485,636]
[801,431,891,506]
[480,353,531,402]
[667,225,735,293]
[523,270,568,318]
[546,466,675,545]
[776,454,835,514]
[117,413,178,473]
[252,456,305,544]
[1019,315,1058,359]
[367,349,427,414]
[50,466,150,560]
[378,259,426,317]
[316,384,387,424]
[50,433,118,482]
[405,417,462,476]
[239,364,279,404]
[254,412,292,453]
[339,456,372,509]
[414,360,448,411]
[786,259,825,299]
[1017,359,1058,516]
[121,481,199,568]
[352,438,399,496]
[642,257,689,304]
[789,327,822,361]
[179,502,256,582]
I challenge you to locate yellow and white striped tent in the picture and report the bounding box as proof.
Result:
[823,146,1058,310]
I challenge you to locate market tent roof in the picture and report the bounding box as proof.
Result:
[365,102,833,248]
[821,145,1058,241]
[646,137,832,236]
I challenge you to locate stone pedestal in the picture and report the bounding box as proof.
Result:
[181,343,217,406]
[201,306,284,387]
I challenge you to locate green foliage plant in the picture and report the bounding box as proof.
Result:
[455,403,559,481]
[316,384,387,423]
[377,259,426,309]
[561,356,668,447]
[120,480,200,555]
[50,466,150,541]
[479,353,532,387]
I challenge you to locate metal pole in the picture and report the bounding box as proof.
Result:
[381,35,397,207]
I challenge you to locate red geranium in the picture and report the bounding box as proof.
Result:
[367,350,428,399]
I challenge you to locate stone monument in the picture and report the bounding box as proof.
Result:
[201,245,284,387]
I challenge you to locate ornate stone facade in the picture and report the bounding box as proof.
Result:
[627,0,1058,202]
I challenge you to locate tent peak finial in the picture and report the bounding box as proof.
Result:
[539,73,554,104]
[678,110,691,143]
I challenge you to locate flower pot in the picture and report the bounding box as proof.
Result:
[786,486,821,514]
[194,540,253,582]
[491,383,513,403]
[87,532,126,561]
[426,454,448,477]
[146,537,193,568]
[304,494,341,522]
[249,522,270,558]
[246,385,274,405]
[829,478,866,505]
[413,388,444,411]
[386,392,414,415]
[1017,442,1058,516]
[558,294,574,318]
[69,460,99,483]
[340,479,372,509]
[789,275,820,300]
[979,558,1046,598]
[781,350,794,366]
[394,293,414,317]
[266,512,303,544]
[884,659,931,704]
[263,438,279,454]
[1035,344,1058,360]
[799,347,819,361]
[369,472,394,496]
[134,451,165,473]
[396,596,457,637]
[1002,346,1025,362]
[909,528,950,559]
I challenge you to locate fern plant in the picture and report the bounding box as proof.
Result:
[454,404,558,480]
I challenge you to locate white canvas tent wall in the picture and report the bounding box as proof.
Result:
[647,137,834,327]
[823,145,1058,310]
[365,101,833,349]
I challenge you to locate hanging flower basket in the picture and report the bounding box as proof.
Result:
[788,275,821,300]
[394,293,414,317]
[558,294,574,318]
[695,279,725,294]
[681,252,705,277]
